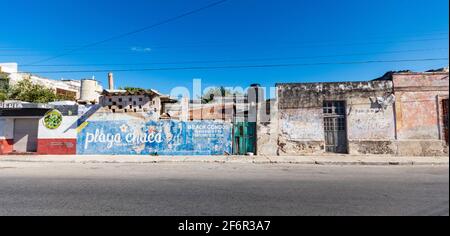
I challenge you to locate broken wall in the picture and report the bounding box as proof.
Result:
[257,99,280,156]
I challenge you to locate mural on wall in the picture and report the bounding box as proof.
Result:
[43,110,63,130]
[77,120,233,155]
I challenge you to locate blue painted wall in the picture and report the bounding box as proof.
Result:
[77,120,233,155]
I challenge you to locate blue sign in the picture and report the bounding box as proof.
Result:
[77,120,233,155]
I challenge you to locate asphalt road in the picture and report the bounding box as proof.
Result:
[0,162,448,216]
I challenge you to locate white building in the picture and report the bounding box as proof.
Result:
[0,62,91,101]
[0,63,18,74]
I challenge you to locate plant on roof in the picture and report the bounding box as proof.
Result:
[119,86,148,92]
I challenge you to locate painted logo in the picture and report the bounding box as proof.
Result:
[43,110,63,130]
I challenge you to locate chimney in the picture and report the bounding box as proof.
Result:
[108,72,114,90]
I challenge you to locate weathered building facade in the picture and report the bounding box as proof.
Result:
[258,68,449,156]
[274,80,396,155]
[387,69,449,155]
[1,66,448,157]
[101,89,164,120]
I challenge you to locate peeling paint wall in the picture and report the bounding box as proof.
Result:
[269,71,449,156]
[395,91,441,139]
[257,99,279,156]
[347,103,395,140]
[276,80,396,155]
[277,108,325,155]
[392,72,449,156]
[76,108,233,155]
[77,119,232,156]
[280,108,324,141]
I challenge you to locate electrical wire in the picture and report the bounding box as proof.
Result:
[17,58,449,74]
[13,47,449,67]
[24,0,230,65]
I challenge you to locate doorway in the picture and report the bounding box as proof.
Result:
[323,101,348,153]
[13,118,39,153]
[233,122,256,155]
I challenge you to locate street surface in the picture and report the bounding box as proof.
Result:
[0,162,448,216]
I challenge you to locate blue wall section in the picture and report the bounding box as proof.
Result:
[77,120,233,155]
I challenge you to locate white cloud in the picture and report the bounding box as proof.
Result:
[131,47,152,52]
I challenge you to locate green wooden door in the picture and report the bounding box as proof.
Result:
[233,122,256,155]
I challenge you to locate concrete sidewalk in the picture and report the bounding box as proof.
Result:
[0,154,448,166]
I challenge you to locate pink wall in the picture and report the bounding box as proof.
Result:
[393,72,449,140]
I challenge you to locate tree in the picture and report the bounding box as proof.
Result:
[201,86,243,104]
[0,92,7,101]
[0,74,76,103]
[7,78,59,103]
[0,72,10,101]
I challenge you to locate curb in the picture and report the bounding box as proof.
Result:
[0,157,448,166]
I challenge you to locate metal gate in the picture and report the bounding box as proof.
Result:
[13,118,39,153]
[233,122,256,155]
[443,99,449,145]
[323,101,348,153]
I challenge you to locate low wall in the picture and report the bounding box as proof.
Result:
[77,120,233,155]
[37,116,78,155]
[396,140,448,156]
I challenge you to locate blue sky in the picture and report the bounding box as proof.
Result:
[0,0,448,96]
